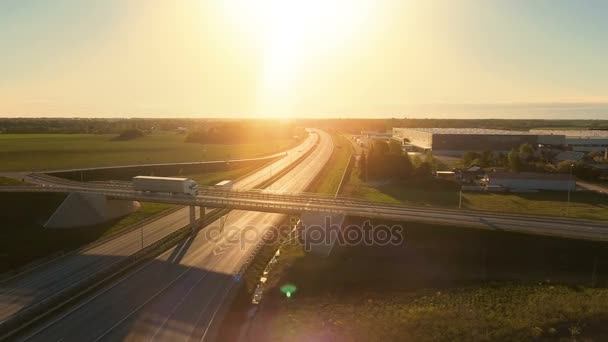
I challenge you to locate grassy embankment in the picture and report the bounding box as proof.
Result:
[0,133,300,172]
[242,216,608,342]
[307,134,354,195]
[261,283,608,341]
[343,170,608,221]
[0,176,30,186]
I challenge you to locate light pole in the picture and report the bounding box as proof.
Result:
[566,163,574,216]
[268,163,273,190]
[458,185,463,209]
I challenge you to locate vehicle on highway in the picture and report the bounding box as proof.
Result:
[214,179,234,190]
[132,176,199,196]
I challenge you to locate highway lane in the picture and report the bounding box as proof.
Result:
[19,130,334,342]
[0,131,318,327]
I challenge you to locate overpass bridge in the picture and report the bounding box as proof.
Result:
[2,175,608,242]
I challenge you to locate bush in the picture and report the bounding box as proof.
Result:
[112,129,145,141]
[185,122,298,144]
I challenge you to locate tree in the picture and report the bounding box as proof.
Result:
[557,160,576,173]
[415,161,433,178]
[372,140,390,155]
[495,152,508,167]
[113,128,144,141]
[480,150,493,167]
[398,153,414,178]
[411,154,423,168]
[463,151,481,167]
[425,150,436,172]
[508,148,522,171]
[519,143,535,154]
[388,140,402,154]
[359,152,368,181]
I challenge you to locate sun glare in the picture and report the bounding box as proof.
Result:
[220,0,371,117]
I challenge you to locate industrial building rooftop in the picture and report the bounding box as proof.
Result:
[395,128,533,135]
[529,129,608,138]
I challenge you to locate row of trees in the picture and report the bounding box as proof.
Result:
[185,122,301,144]
[359,140,435,181]
[461,143,605,180]
[0,118,206,134]
[462,143,539,170]
[0,118,302,137]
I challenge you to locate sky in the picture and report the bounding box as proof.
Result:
[1,0,607,119]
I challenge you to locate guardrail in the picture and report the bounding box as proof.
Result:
[4,184,608,224]
[4,185,607,241]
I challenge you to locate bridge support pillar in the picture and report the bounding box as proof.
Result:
[300,213,345,257]
[189,205,196,233]
[45,192,140,228]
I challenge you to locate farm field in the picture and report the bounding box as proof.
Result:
[0,133,301,172]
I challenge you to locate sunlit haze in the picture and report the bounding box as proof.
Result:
[1,0,607,118]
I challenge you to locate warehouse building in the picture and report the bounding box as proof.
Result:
[530,130,608,153]
[360,130,392,140]
[483,172,576,191]
[392,128,564,156]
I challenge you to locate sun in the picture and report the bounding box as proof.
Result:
[219,0,371,117]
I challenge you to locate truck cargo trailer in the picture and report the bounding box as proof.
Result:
[132,176,199,196]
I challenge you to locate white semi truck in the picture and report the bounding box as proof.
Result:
[132,176,199,196]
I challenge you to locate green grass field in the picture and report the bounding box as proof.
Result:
[183,164,260,186]
[261,284,608,341]
[307,134,353,195]
[240,217,608,342]
[0,176,30,186]
[463,191,608,221]
[0,133,301,172]
[343,174,608,221]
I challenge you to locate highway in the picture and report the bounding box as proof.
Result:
[17,129,335,341]
[0,131,319,330]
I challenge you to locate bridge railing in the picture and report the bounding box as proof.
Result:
[4,183,608,231]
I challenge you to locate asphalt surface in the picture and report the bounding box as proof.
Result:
[0,132,319,327]
[18,129,334,341]
[577,180,608,195]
